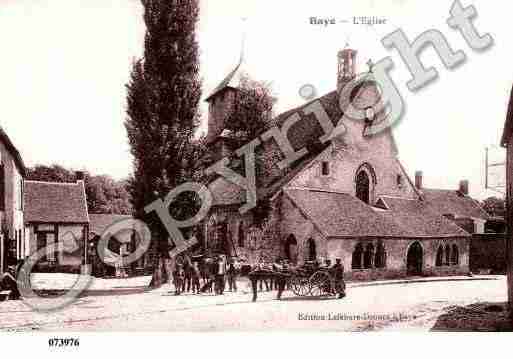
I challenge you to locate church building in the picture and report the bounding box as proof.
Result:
[200,47,488,280]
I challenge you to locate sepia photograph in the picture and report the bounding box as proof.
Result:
[0,0,512,355]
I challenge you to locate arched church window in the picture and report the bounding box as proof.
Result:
[355,165,373,204]
[285,234,298,263]
[363,243,375,269]
[321,161,330,176]
[451,244,459,265]
[352,243,363,269]
[436,245,444,267]
[375,241,387,268]
[445,244,451,266]
[238,222,244,248]
[307,238,317,262]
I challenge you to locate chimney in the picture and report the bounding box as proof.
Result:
[459,180,469,195]
[75,171,85,182]
[415,171,423,190]
[337,48,357,91]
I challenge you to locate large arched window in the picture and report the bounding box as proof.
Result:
[451,244,459,265]
[207,215,217,250]
[307,238,317,261]
[375,241,387,269]
[352,243,364,269]
[445,244,451,266]
[355,164,376,205]
[356,171,370,204]
[363,243,375,269]
[238,222,244,248]
[436,245,444,267]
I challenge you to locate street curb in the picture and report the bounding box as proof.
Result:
[347,275,502,289]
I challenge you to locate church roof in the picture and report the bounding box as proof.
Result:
[286,189,468,238]
[377,196,470,237]
[208,85,393,206]
[419,189,490,220]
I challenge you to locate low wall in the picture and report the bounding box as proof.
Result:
[470,233,506,274]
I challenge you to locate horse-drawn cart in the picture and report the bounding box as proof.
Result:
[247,262,344,302]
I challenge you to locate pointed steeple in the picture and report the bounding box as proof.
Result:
[205,18,247,102]
[205,18,248,147]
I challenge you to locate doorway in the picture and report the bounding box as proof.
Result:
[284,234,298,264]
[406,241,423,276]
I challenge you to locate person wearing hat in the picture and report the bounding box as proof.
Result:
[214,255,227,295]
[330,258,346,299]
[226,257,238,292]
[173,262,185,296]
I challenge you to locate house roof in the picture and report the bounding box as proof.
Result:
[285,189,468,238]
[0,127,26,176]
[377,196,470,237]
[501,83,513,147]
[420,189,490,220]
[89,214,133,236]
[24,180,89,224]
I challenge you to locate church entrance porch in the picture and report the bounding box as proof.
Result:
[407,241,424,276]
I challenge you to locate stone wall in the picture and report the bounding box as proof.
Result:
[470,234,507,274]
[327,237,470,281]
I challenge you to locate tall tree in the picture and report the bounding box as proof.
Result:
[125,0,202,288]
[482,196,506,217]
[27,164,133,215]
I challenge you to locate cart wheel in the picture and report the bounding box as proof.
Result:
[309,271,332,297]
[291,276,310,296]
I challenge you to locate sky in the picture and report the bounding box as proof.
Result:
[0,0,510,199]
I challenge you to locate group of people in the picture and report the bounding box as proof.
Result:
[172,254,242,296]
[171,254,346,299]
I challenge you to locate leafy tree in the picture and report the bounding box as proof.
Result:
[125,0,202,288]
[26,164,133,215]
[482,196,505,217]
[225,73,276,144]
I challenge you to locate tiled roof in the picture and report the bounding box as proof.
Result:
[285,189,466,238]
[378,196,470,237]
[24,180,89,223]
[420,189,490,220]
[89,214,133,236]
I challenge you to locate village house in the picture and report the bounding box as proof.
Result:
[0,127,26,275]
[88,213,155,278]
[23,174,89,273]
[201,47,489,280]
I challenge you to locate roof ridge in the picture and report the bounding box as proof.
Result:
[25,180,80,186]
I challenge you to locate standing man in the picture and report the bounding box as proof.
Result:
[215,255,227,295]
[173,262,185,296]
[227,257,238,292]
[330,258,346,299]
[191,261,201,294]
